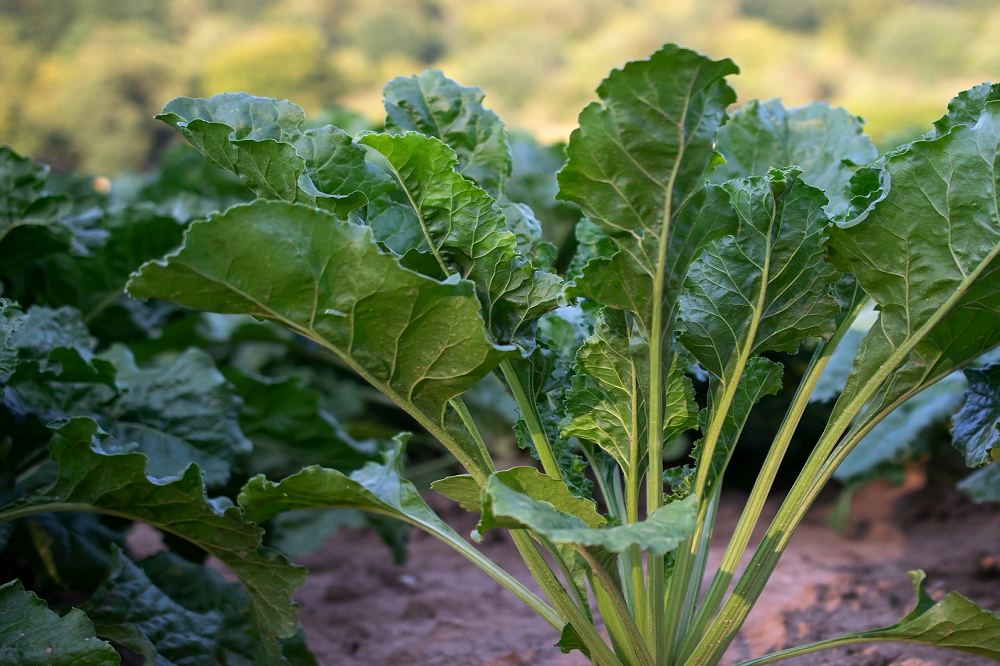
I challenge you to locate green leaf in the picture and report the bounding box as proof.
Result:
[81,547,223,666]
[138,551,316,666]
[99,346,252,488]
[712,100,877,216]
[951,364,1000,468]
[826,100,1000,434]
[358,132,562,347]
[226,370,376,478]
[958,460,1000,502]
[478,476,696,555]
[0,579,118,666]
[430,474,482,512]
[383,70,511,198]
[38,205,186,341]
[680,169,841,380]
[562,308,697,478]
[0,417,306,662]
[558,44,739,342]
[127,200,512,476]
[0,146,78,276]
[239,435,479,568]
[156,94,388,217]
[17,512,126,590]
[931,82,1000,137]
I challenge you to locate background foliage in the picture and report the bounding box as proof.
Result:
[4,0,1000,174]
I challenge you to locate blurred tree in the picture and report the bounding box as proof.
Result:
[347,2,446,65]
[869,7,973,80]
[200,26,339,110]
[740,0,821,32]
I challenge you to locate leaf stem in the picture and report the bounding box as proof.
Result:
[678,299,866,661]
[509,531,624,666]
[500,360,563,482]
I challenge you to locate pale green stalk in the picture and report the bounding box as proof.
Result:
[678,299,867,661]
[500,360,564,482]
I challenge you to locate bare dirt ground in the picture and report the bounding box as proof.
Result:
[292,475,1000,666]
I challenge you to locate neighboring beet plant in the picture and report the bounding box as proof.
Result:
[8,42,1000,665]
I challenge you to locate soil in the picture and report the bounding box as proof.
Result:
[286,473,1000,666]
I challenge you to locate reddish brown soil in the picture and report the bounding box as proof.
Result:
[290,475,1000,666]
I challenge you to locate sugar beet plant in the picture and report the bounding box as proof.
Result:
[6,41,1000,665]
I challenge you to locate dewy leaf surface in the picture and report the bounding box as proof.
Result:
[0,579,118,666]
[127,200,512,474]
[826,100,1000,428]
[951,364,1000,467]
[80,547,223,666]
[557,44,738,339]
[478,478,696,556]
[156,94,389,216]
[0,417,306,663]
[383,69,511,198]
[358,132,562,347]
[712,100,877,215]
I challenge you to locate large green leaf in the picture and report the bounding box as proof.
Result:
[156,94,389,217]
[951,364,1000,468]
[680,169,840,379]
[80,547,223,666]
[558,44,738,341]
[712,100,877,215]
[383,70,510,199]
[0,417,306,663]
[478,475,696,555]
[0,146,79,276]
[127,200,512,476]
[99,346,251,488]
[826,99,1000,434]
[0,579,118,666]
[358,132,562,347]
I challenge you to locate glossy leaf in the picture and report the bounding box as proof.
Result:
[958,461,1000,502]
[826,99,1000,431]
[358,132,562,347]
[562,309,697,477]
[0,579,118,666]
[931,82,1000,137]
[127,200,512,474]
[680,169,840,379]
[383,69,510,198]
[80,547,223,666]
[156,94,389,216]
[712,100,877,215]
[479,476,696,555]
[558,44,738,340]
[0,417,307,662]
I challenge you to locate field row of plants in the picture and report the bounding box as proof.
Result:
[2,39,1000,666]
